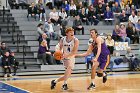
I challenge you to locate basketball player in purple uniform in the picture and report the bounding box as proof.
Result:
[76,29,110,89]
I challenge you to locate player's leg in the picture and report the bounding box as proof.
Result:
[97,55,110,83]
[87,61,99,90]
[51,59,74,90]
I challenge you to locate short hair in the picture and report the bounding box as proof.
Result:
[90,28,98,35]
[37,23,43,27]
[65,27,74,33]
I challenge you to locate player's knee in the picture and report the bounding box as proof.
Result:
[97,72,103,77]
[67,66,73,70]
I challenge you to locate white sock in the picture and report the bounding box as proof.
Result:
[64,81,67,84]
[54,79,58,83]
[103,72,106,77]
[91,79,95,84]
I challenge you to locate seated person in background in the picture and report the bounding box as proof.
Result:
[129,11,138,25]
[79,7,89,25]
[112,24,121,41]
[69,1,77,17]
[137,11,140,20]
[37,23,45,39]
[10,51,19,76]
[44,19,58,40]
[135,19,140,37]
[119,10,128,22]
[36,0,46,21]
[8,0,19,9]
[38,40,55,65]
[126,22,139,44]
[112,2,121,17]
[0,42,11,57]
[124,4,131,17]
[96,2,105,21]
[104,6,114,25]
[2,51,12,78]
[72,15,84,35]
[18,0,29,9]
[27,2,38,21]
[88,5,99,25]
[105,34,114,55]
[49,8,61,25]
[119,23,130,44]
[45,0,53,9]
[38,33,50,49]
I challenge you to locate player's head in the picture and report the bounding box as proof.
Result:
[65,27,74,37]
[90,29,98,38]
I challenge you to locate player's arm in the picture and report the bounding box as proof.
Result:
[76,44,93,57]
[95,37,102,60]
[58,38,64,52]
[65,38,79,58]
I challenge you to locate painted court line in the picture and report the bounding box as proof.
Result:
[0,81,30,93]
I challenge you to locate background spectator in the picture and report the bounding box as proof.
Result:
[69,1,77,17]
[119,23,130,44]
[112,24,121,41]
[79,7,89,25]
[129,11,138,25]
[10,51,19,76]
[27,2,38,21]
[104,6,114,25]
[73,15,84,35]
[126,22,139,44]
[105,34,114,55]
[88,5,99,25]
[119,10,128,22]
[45,0,53,9]
[49,8,61,25]
[8,0,19,9]
[135,19,140,37]
[36,0,46,21]
[44,19,58,40]
[38,40,55,65]
[18,0,29,9]
[2,51,12,78]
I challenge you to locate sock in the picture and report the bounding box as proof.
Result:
[54,79,58,83]
[64,81,67,84]
[91,79,95,84]
[103,72,106,77]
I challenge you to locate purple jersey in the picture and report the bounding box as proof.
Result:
[92,40,110,70]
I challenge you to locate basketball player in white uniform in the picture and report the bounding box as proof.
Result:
[51,27,79,90]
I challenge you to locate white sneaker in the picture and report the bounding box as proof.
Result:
[4,74,7,78]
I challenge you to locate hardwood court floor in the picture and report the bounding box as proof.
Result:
[2,72,140,93]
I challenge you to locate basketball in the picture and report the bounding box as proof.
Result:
[54,50,63,60]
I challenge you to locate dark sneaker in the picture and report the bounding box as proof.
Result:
[51,80,56,89]
[103,73,107,83]
[62,84,68,90]
[87,83,95,90]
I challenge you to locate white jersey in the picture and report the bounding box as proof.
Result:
[62,36,77,59]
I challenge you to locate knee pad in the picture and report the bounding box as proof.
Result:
[97,72,103,77]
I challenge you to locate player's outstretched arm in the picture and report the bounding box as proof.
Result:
[75,44,93,57]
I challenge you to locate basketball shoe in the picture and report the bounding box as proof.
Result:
[51,80,56,89]
[87,83,96,90]
[62,84,68,90]
[103,72,107,83]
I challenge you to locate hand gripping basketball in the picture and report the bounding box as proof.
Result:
[54,50,63,60]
